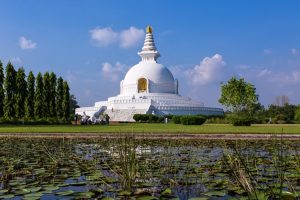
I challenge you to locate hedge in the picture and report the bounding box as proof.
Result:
[133,114,164,123]
[180,116,206,125]
[172,115,206,125]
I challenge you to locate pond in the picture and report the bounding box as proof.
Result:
[0,136,299,200]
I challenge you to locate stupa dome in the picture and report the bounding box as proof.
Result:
[121,26,176,95]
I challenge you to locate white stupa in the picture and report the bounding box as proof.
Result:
[76,26,223,122]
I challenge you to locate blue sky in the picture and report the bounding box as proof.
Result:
[1,1,300,107]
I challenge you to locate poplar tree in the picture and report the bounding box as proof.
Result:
[49,72,57,117]
[62,81,70,120]
[34,72,44,118]
[26,71,35,119]
[4,62,16,119]
[0,61,4,117]
[43,72,51,118]
[15,67,27,118]
[56,77,64,119]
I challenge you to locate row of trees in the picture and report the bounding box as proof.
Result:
[0,61,72,122]
[218,77,300,125]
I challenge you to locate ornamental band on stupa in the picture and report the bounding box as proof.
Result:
[76,26,224,122]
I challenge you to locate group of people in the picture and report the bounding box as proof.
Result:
[79,113,110,125]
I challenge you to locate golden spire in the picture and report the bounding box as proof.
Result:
[146,25,152,33]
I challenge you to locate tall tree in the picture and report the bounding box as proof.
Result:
[56,77,64,119]
[49,72,57,117]
[26,71,35,119]
[219,77,258,114]
[62,81,70,120]
[4,62,16,119]
[0,61,4,117]
[43,72,51,118]
[69,94,79,115]
[15,67,27,118]
[34,72,44,118]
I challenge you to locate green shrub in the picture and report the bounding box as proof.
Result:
[172,116,181,124]
[133,114,163,123]
[180,116,206,125]
[228,114,255,126]
[148,114,159,122]
[133,114,142,122]
[295,108,300,123]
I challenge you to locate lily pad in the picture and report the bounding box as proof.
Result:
[56,189,75,196]
[161,188,172,196]
[0,194,15,199]
[204,190,226,197]
[118,190,131,196]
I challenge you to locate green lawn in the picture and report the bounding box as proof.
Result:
[0,123,299,134]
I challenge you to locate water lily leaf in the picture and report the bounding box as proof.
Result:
[23,192,43,199]
[161,188,172,196]
[70,181,86,186]
[14,188,30,195]
[0,189,8,195]
[56,189,75,196]
[0,194,14,199]
[281,191,296,200]
[118,190,131,196]
[27,186,42,192]
[204,190,226,197]
[43,185,59,191]
[74,191,95,199]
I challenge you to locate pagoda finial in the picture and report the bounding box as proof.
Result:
[138,25,160,62]
[146,25,152,33]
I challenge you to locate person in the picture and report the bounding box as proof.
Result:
[105,114,110,125]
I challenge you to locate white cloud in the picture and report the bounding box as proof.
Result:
[101,61,126,81]
[291,48,298,55]
[89,27,118,46]
[185,54,226,85]
[119,26,144,48]
[263,49,272,55]
[257,69,272,77]
[19,36,37,49]
[89,26,144,48]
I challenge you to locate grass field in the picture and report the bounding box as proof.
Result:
[0,123,299,134]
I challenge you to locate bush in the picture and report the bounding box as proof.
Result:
[295,108,300,123]
[133,114,162,123]
[227,114,255,126]
[180,116,206,125]
[133,114,142,122]
[172,116,181,124]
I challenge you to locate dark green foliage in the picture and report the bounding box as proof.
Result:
[43,72,51,118]
[219,77,258,113]
[180,115,206,125]
[133,114,163,123]
[172,116,181,124]
[69,94,79,118]
[49,72,57,117]
[295,107,300,122]
[0,61,4,117]
[26,71,35,119]
[62,81,70,120]
[267,104,297,123]
[15,67,27,118]
[34,72,44,118]
[4,62,16,119]
[56,77,64,119]
[227,113,255,126]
